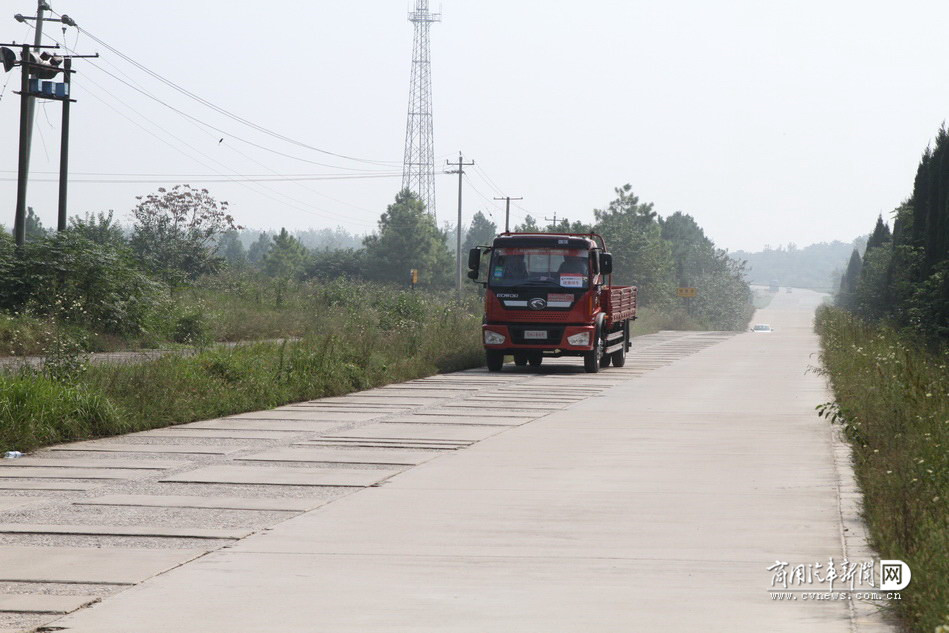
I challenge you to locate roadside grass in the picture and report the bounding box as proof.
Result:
[0,283,483,453]
[815,306,948,631]
[0,373,124,451]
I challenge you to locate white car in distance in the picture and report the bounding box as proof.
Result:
[751,324,774,333]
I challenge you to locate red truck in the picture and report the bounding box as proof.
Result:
[467,232,637,373]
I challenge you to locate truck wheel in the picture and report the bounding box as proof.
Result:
[513,352,528,366]
[611,337,627,367]
[599,349,612,368]
[486,350,504,372]
[528,351,543,367]
[583,335,603,373]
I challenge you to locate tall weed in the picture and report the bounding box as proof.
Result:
[815,306,947,631]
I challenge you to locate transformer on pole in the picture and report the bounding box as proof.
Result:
[402,0,440,220]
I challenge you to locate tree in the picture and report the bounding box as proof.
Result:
[306,248,366,280]
[514,215,540,232]
[660,211,713,286]
[462,211,497,253]
[25,207,46,242]
[263,228,307,280]
[837,250,863,310]
[593,184,675,306]
[363,189,453,288]
[68,211,126,246]
[262,228,308,306]
[247,232,271,266]
[865,215,892,252]
[218,231,247,268]
[0,231,162,336]
[129,185,240,284]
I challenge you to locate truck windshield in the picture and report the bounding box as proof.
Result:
[489,248,590,288]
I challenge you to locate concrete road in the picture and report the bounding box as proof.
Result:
[0,290,893,632]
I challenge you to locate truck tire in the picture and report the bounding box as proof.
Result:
[583,333,603,373]
[599,348,612,368]
[611,337,627,367]
[486,350,504,372]
[528,351,543,367]
[513,352,528,367]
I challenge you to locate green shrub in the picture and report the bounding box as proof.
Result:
[0,372,123,452]
[0,231,164,336]
[815,306,947,631]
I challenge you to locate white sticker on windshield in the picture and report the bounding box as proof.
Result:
[560,274,584,288]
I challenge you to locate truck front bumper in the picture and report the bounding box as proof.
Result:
[482,324,595,352]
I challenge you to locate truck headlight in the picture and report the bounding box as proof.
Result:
[567,332,590,346]
[484,330,506,345]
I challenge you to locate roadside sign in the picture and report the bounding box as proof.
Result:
[677,287,697,298]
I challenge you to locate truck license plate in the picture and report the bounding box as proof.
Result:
[524,330,547,340]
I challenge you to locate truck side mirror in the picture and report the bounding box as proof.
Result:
[467,248,481,271]
[467,270,479,280]
[600,253,613,275]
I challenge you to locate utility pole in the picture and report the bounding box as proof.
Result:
[6,10,89,243]
[57,56,71,230]
[21,0,47,229]
[13,44,30,245]
[493,196,523,233]
[545,213,559,231]
[446,152,475,301]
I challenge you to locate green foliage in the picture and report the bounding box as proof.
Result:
[263,228,307,279]
[129,185,240,284]
[513,214,540,232]
[0,279,483,452]
[171,307,210,346]
[0,231,163,336]
[0,371,123,452]
[68,211,126,247]
[25,207,46,242]
[306,247,365,280]
[462,211,497,252]
[837,249,863,311]
[594,184,676,307]
[362,189,453,288]
[218,230,247,268]
[815,307,947,631]
[659,212,753,329]
[837,125,949,341]
[41,328,91,383]
[247,232,271,266]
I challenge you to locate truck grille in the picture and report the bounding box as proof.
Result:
[502,310,574,322]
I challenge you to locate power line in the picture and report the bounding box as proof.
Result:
[71,73,380,226]
[0,175,403,183]
[0,169,402,178]
[45,11,402,168]
[28,25,398,176]
[26,27,417,225]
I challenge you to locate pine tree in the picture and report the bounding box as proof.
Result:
[462,211,497,253]
[865,215,892,253]
[363,190,453,288]
[837,250,863,310]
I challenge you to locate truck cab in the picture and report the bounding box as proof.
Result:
[468,233,636,373]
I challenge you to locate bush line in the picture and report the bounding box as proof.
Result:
[814,306,947,631]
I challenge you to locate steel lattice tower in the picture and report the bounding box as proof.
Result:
[402,0,440,219]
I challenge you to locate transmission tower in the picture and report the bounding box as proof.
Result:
[402,0,440,219]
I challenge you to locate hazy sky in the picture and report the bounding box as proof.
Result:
[2,1,948,251]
